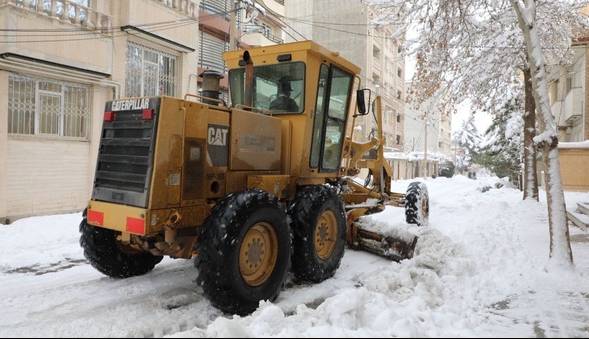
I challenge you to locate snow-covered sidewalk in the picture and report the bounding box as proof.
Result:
[1,176,588,337]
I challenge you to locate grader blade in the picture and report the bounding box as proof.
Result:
[344,200,418,262]
[350,224,418,261]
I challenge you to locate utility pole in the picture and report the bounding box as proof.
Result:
[229,0,239,50]
[423,111,428,177]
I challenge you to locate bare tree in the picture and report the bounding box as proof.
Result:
[511,0,573,266]
[523,67,539,201]
[371,0,588,267]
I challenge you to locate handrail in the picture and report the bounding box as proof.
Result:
[234,104,273,116]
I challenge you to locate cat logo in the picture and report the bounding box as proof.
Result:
[208,126,228,146]
[207,124,229,167]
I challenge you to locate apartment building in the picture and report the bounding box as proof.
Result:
[284,0,406,147]
[197,0,285,100]
[404,88,453,159]
[547,41,589,142]
[438,110,452,156]
[0,0,199,222]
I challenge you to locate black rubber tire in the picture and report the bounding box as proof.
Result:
[405,182,429,226]
[79,219,163,278]
[195,189,291,316]
[288,185,346,283]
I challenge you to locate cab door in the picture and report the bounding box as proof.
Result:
[309,64,354,172]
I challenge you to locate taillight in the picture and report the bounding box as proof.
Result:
[142,109,154,120]
[87,209,104,225]
[104,111,114,122]
[126,217,145,235]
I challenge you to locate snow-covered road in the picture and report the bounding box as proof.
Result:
[1,176,589,337]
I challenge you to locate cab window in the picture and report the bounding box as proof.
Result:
[322,67,353,170]
[309,65,353,171]
[310,64,330,168]
[228,62,305,114]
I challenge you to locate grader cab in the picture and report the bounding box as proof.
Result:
[81,41,429,315]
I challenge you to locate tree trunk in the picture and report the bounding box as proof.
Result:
[523,67,539,201]
[512,0,573,267]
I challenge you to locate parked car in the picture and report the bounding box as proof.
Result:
[438,161,456,178]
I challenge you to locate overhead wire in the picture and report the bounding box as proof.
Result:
[0,7,241,42]
[0,20,198,43]
[1,3,574,52]
[251,0,305,41]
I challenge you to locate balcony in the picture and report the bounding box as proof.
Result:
[259,0,285,17]
[2,0,112,32]
[154,0,198,18]
[241,23,283,45]
[551,100,564,127]
[563,87,584,124]
[199,0,226,17]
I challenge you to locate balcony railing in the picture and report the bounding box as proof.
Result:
[241,23,283,44]
[551,100,564,127]
[4,0,112,32]
[154,0,198,19]
[563,87,583,124]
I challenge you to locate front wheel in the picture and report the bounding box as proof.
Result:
[405,182,429,226]
[79,220,163,278]
[288,185,346,283]
[195,190,291,315]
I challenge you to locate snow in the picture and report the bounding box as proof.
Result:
[559,140,589,149]
[1,176,589,337]
[383,150,453,162]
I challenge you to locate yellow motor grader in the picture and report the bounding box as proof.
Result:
[81,41,429,315]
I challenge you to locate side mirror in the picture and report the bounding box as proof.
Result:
[356,89,371,115]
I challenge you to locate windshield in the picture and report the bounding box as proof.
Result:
[228,62,305,114]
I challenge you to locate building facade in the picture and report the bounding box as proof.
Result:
[404,87,453,168]
[284,0,405,147]
[547,41,589,143]
[197,0,285,100]
[0,0,199,223]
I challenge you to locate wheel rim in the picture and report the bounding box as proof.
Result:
[239,222,278,287]
[314,210,338,261]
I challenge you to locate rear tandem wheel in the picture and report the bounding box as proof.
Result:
[195,189,291,315]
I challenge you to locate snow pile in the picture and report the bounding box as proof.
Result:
[1,176,589,337]
[173,228,471,338]
[171,176,589,338]
[0,213,83,271]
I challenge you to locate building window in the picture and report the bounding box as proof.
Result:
[8,73,89,138]
[373,45,381,59]
[200,0,229,15]
[396,135,401,145]
[397,114,401,123]
[398,45,402,54]
[397,90,402,100]
[199,31,228,73]
[565,76,572,95]
[397,68,402,78]
[549,80,559,103]
[126,42,177,97]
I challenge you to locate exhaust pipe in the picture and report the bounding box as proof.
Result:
[199,70,224,105]
[243,51,254,107]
